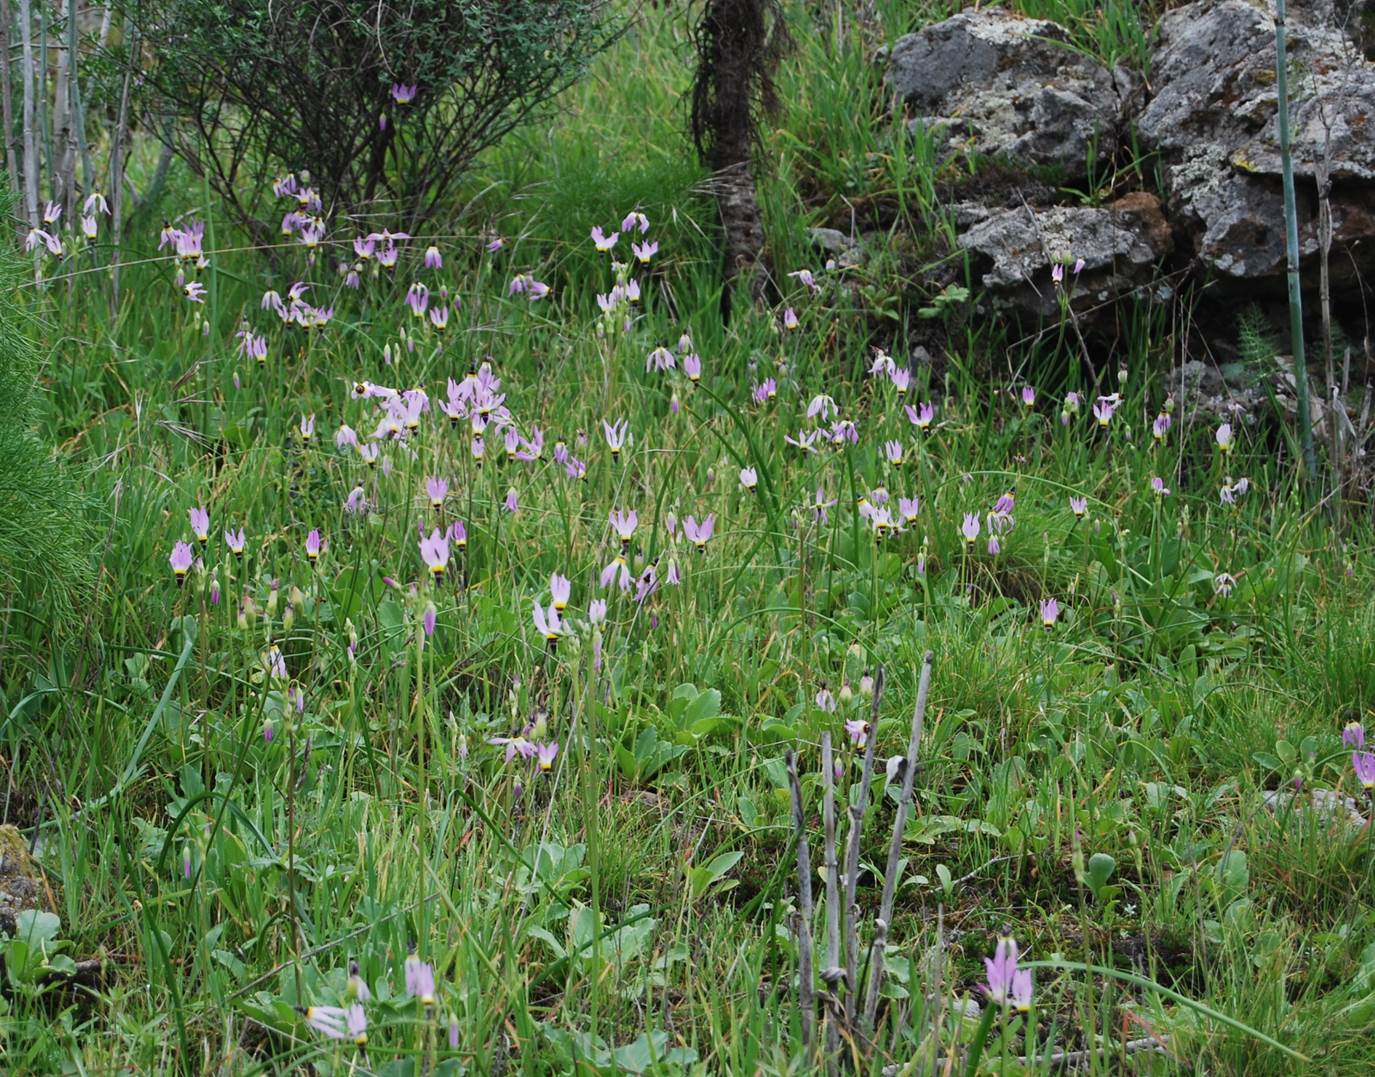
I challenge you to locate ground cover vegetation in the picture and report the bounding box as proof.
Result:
[1,1,1374,1072]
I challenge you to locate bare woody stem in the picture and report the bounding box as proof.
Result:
[863,650,933,1032]
[880,1036,1169,1075]
[786,747,815,1052]
[860,917,888,1035]
[843,664,883,1025]
[820,731,841,1068]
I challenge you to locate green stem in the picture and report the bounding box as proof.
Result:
[1274,0,1318,494]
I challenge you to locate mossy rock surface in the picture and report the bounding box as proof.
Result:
[0,824,55,936]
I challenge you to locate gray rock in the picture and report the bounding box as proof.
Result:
[948,202,994,230]
[1172,358,1271,428]
[1288,0,1375,54]
[1138,0,1375,290]
[1170,354,1338,442]
[1140,0,1375,177]
[1262,786,1367,825]
[886,7,1132,180]
[807,227,864,266]
[956,193,1173,319]
[808,227,856,255]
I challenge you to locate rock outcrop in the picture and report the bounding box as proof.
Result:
[1136,0,1375,292]
[887,8,1135,182]
[956,195,1173,319]
[885,1,1375,320]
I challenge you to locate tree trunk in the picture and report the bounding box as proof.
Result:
[690,0,789,323]
[711,157,768,318]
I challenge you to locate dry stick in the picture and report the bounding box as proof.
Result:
[843,664,883,1026]
[863,650,934,1033]
[820,732,841,1071]
[882,1036,1168,1075]
[946,855,1015,890]
[1358,373,1373,454]
[859,917,888,1037]
[786,748,816,1053]
[924,904,946,1075]
[1315,101,1339,512]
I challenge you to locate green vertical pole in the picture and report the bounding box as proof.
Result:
[1275,0,1319,494]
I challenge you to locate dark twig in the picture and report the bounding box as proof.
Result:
[864,651,933,1032]
[946,855,1015,890]
[820,731,841,1071]
[882,1035,1169,1075]
[859,918,888,1035]
[786,748,815,1051]
[843,664,882,1025]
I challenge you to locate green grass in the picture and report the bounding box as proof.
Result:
[2,2,1375,1074]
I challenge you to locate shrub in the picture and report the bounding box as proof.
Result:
[123,0,622,231]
